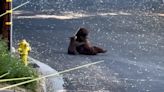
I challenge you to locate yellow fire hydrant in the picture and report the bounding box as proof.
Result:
[17,39,31,66]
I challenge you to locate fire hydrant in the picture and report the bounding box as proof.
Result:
[17,39,31,66]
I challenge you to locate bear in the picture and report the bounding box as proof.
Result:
[68,28,107,55]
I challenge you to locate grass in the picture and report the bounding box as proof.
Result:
[0,40,39,92]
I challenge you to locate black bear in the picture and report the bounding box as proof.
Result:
[68,28,107,55]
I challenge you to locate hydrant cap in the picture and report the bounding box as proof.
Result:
[22,39,27,43]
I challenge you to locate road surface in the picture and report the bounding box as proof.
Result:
[13,0,164,92]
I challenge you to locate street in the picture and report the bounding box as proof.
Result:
[13,0,164,92]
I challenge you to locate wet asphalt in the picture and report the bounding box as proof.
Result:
[13,1,164,92]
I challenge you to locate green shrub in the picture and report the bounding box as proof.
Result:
[0,40,38,92]
[0,40,8,57]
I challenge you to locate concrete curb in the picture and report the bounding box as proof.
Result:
[29,57,65,92]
